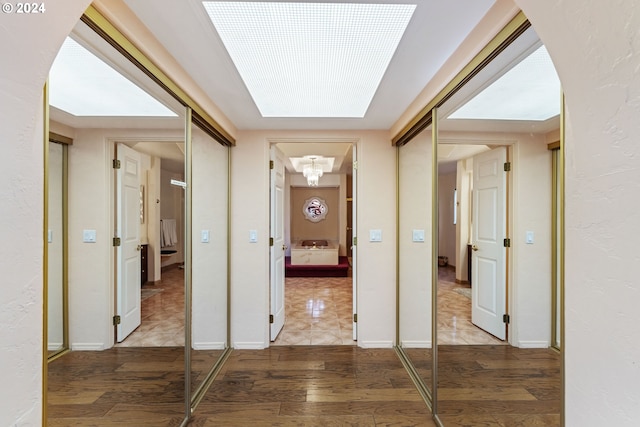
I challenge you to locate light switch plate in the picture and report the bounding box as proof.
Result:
[249,229,258,243]
[48,229,53,243]
[201,230,210,243]
[83,229,97,243]
[412,229,425,242]
[525,231,534,244]
[369,229,382,242]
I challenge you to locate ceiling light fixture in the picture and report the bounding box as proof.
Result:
[202,1,416,118]
[303,157,323,187]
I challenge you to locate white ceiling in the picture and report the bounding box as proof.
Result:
[49,2,563,178]
[122,0,497,130]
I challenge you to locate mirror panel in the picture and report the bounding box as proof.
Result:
[46,17,190,425]
[434,24,562,424]
[398,123,433,398]
[47,140,67,359]
[190,123,230,401]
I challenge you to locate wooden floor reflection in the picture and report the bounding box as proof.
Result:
[436,345,561,426]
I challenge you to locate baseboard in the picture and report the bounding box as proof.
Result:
[517,340,550,349]
[400,340,432,349]
[234,342,267,350]
[193,342,226,350]
[71,343,105,351]
[48,343,63,351]
[358,340,394,348]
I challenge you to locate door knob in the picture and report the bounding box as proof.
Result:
[472,244,479,251]
[137,245,142,251]
[282,245,288,251]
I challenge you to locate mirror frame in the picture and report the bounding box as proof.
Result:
[46,131,71,363]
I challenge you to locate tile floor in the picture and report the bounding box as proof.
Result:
[116,265,497,347]
[115,266,185,347]
[273,276,356,346]
[437,266,506,345]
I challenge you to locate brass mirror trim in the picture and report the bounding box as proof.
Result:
[431,108,441,424]
[392,12,529,147]
[81,6,235,147]
[42,81,49,426]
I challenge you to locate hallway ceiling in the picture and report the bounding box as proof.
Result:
[122,0,497,131]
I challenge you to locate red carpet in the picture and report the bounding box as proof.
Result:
[285,256,350,277]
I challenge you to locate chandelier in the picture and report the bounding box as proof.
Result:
[302,157,323,187]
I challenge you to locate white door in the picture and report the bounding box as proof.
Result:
[471,146,507,340]
[270,146,286,340]
[351,145,358,340]
[116,143,142,342]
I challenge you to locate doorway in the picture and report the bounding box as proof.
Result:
[113,140,186,347]
[269,141,357,345]
[437,144,509,345]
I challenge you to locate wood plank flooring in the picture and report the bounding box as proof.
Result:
[190,346,436,426]
[436,345,561,427]
[47,347,187,426]
[48,345,560,426]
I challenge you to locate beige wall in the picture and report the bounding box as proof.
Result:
[231,130,396,348]
[290,187,339,243]
[398,129,432,347]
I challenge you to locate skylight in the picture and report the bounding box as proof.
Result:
[449,46,561,121]
[202,1,416,118]
[49,38,178,117]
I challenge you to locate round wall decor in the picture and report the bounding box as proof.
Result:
[303,197,328,222]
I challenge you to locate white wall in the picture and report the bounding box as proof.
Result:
[455,158,473,282]
[399,129,433,347]
[229,131,271,348]
[160,168,185,267]
[438,171,457,267]
[47,142,64,349]
[515,1,640,424]
[230,130,396,348]
[67,130,115,350]
[147,156,161,281]
[510,134,552,347]
[192,128,228,349]
[0,3,90,422]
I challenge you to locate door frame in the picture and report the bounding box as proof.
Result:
[437,137,516,345]
[108,135,186,346]
[267,137,359,345]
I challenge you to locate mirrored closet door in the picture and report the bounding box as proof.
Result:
[46,135,69,361]
[433,19,563,426]
[189,122,231,407]
[397,122,434,402]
